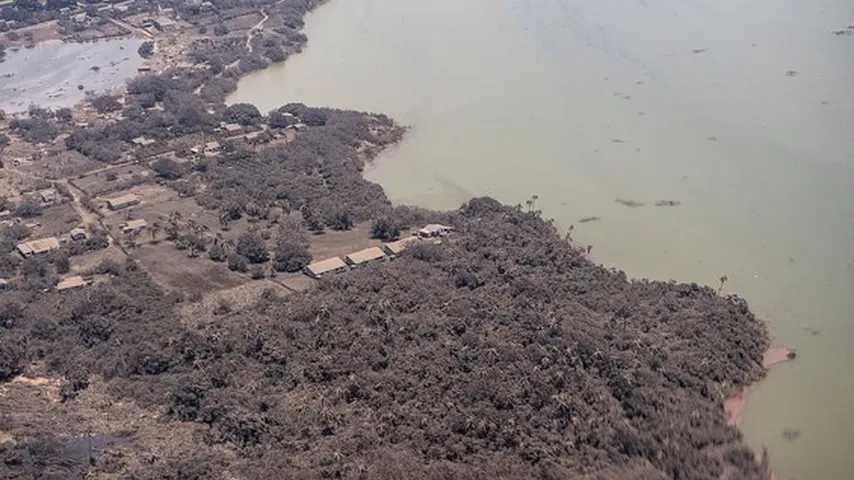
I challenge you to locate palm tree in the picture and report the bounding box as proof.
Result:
[718,275,728,294]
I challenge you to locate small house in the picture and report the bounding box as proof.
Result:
[244,131,269,144]
[345,247,386,266]
[121,219,148,234]
[17,237,60,257]
[106,193,140,210]
[56,275,89,291]
[39,188,58,205]
[204,141,221,156]
[131,136,156,147]
[382,236,420,256]
[304,257,348,279]
[223,123,243,135]
[418,224,454,238]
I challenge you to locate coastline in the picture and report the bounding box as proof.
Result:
[0,0,788,477]
[725,346,796,427]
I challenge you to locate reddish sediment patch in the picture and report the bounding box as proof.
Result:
[725,347,795,426]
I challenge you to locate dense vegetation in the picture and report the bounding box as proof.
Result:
[0,199,771,479]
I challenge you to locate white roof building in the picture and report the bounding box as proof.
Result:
[106,193,140,210]
[345,247,387,266]
[382,236,420,256]
[56,275,89,291]
[17,237,61,257]
[418,224,454,237]
[304,257,348,279]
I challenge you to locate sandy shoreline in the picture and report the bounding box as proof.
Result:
[725,346,795,427]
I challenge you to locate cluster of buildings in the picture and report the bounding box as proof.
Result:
[304,224,452,279]
[15,225,89,258]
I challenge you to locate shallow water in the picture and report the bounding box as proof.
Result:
[228,1,854,477]
[0,38,143,113]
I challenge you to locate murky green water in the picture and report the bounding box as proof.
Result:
[229,1,854,477]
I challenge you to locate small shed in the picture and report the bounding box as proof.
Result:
[382,236,420,256]
[345,247,387,266]
[106,193,140,210]
[56,275,89,291]
[17,237,61,257]
[304,257,348,279]
[204,141,221,157]
[39,188,58,204]
[132,136,156,147]
[121,219,148,234]
[223,123,243,135]
[418,224,454,238]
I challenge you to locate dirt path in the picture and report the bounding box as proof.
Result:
[245,9,270,52]
[59,179,98,229]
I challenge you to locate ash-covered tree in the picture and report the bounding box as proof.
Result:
[224,103,262,126]
[151,158,185,180]
[227,253,248,272]
[14,197,42,218]
[138,41,155,58]
[268,110,295,128]
[273,226,311,272]
[235,231,268,264]
[90,94,122,114]
[54,108,72,122]
[371,216,400,241]
[208,242,227,262]
[327,207,354,231]
[301,205,325,234]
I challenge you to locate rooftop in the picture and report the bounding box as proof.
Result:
[132,136,156,146]
[56,275,89,291]
[107,193,140,208]
[122,219,148,232]
[345,247,387,265]
[419,224,454,236]
[305,257,348,276]
[382,236,420,255]
[17,237,61,256]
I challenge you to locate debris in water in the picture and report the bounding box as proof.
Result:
[655,200,681,207]
[691,48,707,54]
[706,136,718,141]
[782,429,801,441]
[832,29,852,36]
[579,216,601,223]
[785,70,798,77]
[803,327,821,336]
[616,198,645,208]
[611,139,625,144]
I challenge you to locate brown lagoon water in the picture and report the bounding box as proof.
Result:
[229,1,854,477]
[0,38,143,113]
